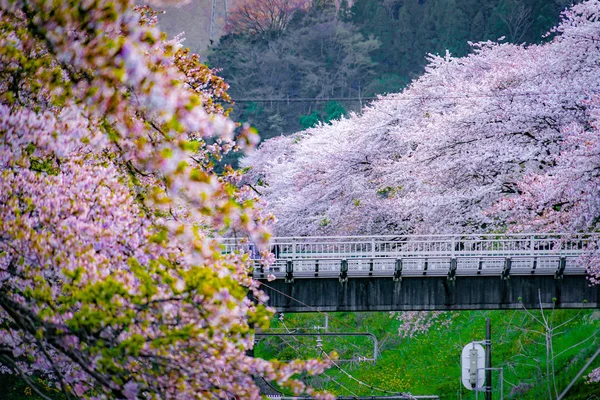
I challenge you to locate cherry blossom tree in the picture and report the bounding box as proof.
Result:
[0,1,330,398]
[244,0,600,239]
[389,311,451,339]
[590,366,600,383]
[495,95,600,275]
[493,2,600,288]
[496,86,599,390]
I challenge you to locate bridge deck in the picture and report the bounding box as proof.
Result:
[221,234,596,281]
[221,234,600,311]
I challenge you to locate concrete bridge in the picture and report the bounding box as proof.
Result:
[221,234,600,312]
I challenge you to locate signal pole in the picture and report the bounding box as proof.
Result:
[485,318,492,400]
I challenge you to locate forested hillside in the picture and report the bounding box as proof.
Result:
[207,0,576,144]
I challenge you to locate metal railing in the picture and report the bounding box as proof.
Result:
[219,234,598,281]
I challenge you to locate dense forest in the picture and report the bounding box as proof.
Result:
[208,0,576,147]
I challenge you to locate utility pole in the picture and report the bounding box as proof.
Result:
[485,318,492,400]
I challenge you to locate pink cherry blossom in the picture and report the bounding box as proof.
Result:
[0,1,329,398]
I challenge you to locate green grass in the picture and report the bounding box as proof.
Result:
[255,309,600,399]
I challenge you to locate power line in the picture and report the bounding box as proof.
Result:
[324,371,361,398]
[256,318,374,396]
[320,349,414,398]
[256,283,381,360]
[256,332,377,362]
[231,90,599,104]
[255,282,441,399]
[276,315,366,354]
[257,282,396,362]
[257,281,364,333]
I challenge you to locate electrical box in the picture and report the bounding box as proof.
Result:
[461,342,485,390]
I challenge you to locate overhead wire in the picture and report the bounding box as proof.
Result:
[271,300,396,361]
[268,314,370,359]
[258,281,376,359]
[281,315,362,350]
[311,329,377,398]
[263,313,366,361]
[322,371,361,398]
[257,281,412,395]
[257,281,366,332]
[254,331,337,398]
[273,334,304,357]
[231,89,599,103]
[258,312,370,397]
[259,319,305,357]
[256,315,305,359]
[320,348,414,399]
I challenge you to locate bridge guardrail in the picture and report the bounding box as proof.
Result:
[219,234,598,280]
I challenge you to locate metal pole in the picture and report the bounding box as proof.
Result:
[499,368,503,400]
[480,368,504,400]
[557,346,600,400]
[485,318,492,400]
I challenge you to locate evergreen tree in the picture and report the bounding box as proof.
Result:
[209,3,379,145]
[470,10,487,40]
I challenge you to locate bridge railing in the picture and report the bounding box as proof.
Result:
[219,234,598,280]
[220,233,595,257]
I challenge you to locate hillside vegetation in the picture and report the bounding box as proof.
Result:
[256,309,600,399]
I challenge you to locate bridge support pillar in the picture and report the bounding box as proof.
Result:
[443,279,456,306]
[554,278,563,307]
[501,278,511,306]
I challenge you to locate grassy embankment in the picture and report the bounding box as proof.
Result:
[256,309,600,399]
